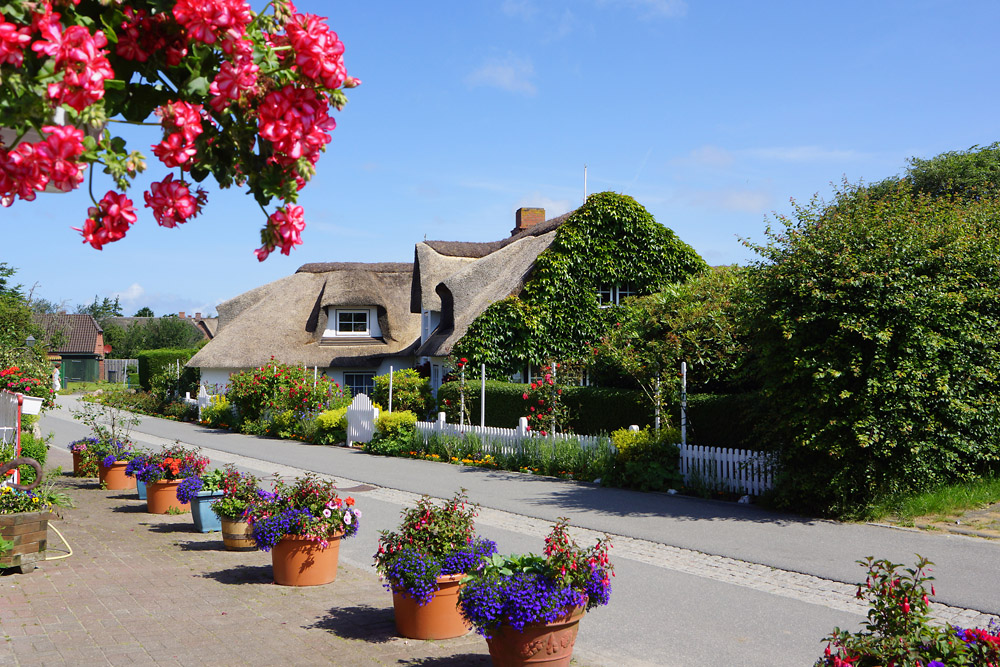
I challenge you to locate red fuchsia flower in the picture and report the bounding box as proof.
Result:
[36,125,86,192]
[208,57,259,112]
[172,0,253,47]
[74,190,137,249]
[286,12,346,90]
[0,13,31,66]
[254,204,306,261]
[32,17,114,112]
[522,392,529,400]
[257,85,334,167]
[1,143,48,204]
[143,174,207,227]
[152,101,204,169]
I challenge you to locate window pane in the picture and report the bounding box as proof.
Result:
[597,284,614,304]
[338,311,369,333]
[344,373,375,396]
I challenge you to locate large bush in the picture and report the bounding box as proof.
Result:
[437,380,652,433]
[137,348,198,392]
[371,369,433,417]
[225,360,348,424]
[743,183,1000,517]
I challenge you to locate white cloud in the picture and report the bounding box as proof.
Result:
[515,194,574,217]
[465,56,537,96]
[679,188,772,213]
[744,146,869,163]
[595,0,687,19]
[113,282,145,304]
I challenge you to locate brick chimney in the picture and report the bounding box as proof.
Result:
[511,207,545,237]
[195,312,201,320]
[178,311,186,319]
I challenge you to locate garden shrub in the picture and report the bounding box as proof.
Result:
[685,393,756,449]
[268,409,298,439]
[201,395,234,429]
[367,410,418,456]
[12,429,48,484]
[313,406,348,445]
[603,427,682,492]
[743,183,1000,517]
[162,400,196,421]
[225,360,347,423]
[137,348,198,391]
[437,380,652,434]
[371,369,433,417]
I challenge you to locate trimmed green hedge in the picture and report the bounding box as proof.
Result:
[684,393,756,449]
[137,348,198,391]
[437,380,653,434]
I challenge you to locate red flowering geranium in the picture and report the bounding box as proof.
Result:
[1,365,55,410]
[0,0,358,258]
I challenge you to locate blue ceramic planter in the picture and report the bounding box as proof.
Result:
[136,480,147,500]
[190,490,225,533]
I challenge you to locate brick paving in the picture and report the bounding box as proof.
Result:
[0,475,494,667]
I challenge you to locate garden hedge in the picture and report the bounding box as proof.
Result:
[436,380,653,434]
[137,348,198,391]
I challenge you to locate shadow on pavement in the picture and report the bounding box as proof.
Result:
[199,563,273,585]
[397,655,491,666]
[306,604,397,642]
[147,521,198,534]
[110,503,150,514]
[463,467,821,526]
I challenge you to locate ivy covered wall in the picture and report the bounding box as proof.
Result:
[453,192,707,375]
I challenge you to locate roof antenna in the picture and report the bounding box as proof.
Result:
[584,164,588,202]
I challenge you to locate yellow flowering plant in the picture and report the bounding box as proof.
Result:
[0,485,53,513]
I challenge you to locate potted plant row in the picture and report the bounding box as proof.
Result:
[458,517,614,667]
[245,473,361,586]
[211,466,264,551]
[374,490,497,640]
[129,445,209,514]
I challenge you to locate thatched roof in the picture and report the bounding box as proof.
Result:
[414,211,574,358]
[188,263,420,370]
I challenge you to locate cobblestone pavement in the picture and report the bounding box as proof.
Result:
[0,475,493,667]
[125,439,1000,632]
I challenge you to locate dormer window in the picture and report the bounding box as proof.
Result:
[322,307,382,343]
[337,310,370,336]
[597,283,636,307]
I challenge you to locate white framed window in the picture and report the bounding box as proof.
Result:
[337,310,370,336]
[344,372,375,397]
[597,283,636,306]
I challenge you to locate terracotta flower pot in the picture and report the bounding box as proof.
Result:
[485,605,586,667]
[145,479,189,514]
[271,533,342,586]
[393,573,471,639]
[98,461,136,491]
[220,518,257,551]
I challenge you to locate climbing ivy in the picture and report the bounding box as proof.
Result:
[454,192,707,375]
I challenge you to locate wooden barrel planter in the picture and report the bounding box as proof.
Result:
[221,518,256,551]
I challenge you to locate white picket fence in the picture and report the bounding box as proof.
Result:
[415,413,606,455]
[678,444,775,496]
[346,394,379,446]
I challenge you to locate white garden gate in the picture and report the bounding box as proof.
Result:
[346,393,379,446]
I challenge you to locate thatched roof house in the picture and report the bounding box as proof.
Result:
[188,208,571,394]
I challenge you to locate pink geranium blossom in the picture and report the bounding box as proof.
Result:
[74,191,138,250]
[143,174,207,227]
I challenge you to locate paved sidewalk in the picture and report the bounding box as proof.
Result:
[0,473,494,667]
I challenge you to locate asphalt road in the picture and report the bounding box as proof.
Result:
[35,395,1000,666]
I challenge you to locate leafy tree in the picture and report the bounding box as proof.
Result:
[29,297,70,314]
[454,192,707,375]
[104,316,204,358]
[742,182,1000,518]
[906,142,1000,200]
[0,264,54,385]
[133,306,154,317]
[592,265,747,425]
[76,296,123,321]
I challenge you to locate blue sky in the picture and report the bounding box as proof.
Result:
[4,0,1000,317]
